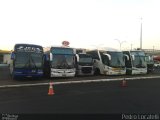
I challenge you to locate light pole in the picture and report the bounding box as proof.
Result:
[131,43,133,50]
[114,39,126,50]
[140,17,143,49]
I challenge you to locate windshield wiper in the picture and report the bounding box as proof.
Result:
[23,59,30,68]
[30,56,38,69]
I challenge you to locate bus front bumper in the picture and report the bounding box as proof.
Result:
[13,70,43,78]
[104,68,126,75]
[131,68,147,75]
[50,68,76,77]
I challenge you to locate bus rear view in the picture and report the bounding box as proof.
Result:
[10,44,44,79]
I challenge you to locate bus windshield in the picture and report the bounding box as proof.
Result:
[108,52,125,68]
[131,51,147,68]
[78,54,93,64]
[101,51,125,68]
[79,57,92,63]
[30,53,43,68]
[15,52,43,68]
[51,54,75,69]
[145,55,154,64]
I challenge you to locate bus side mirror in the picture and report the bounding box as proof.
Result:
[132,55,135,60]
[50,53,53,61]
[124,54,129,61]
[104,53,111,60]
[11,52,15,60]
[76,54,79,62]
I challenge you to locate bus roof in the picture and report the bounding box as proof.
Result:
[88,48,122,52]
[123,50,144,52]
[14,43,43,53]
[14,43,43,48]
[44,46,75,51]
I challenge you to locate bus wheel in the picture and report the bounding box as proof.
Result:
[94,68,100,75]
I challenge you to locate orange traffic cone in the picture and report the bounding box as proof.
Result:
[48,82,55,95]
[121,79,127,87]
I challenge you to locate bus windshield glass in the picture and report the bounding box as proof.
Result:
[100,51,125,67]
[145,55,154,64]
[15,52,43,68]
[108,51,125,68]
[51,47,74,54]
[131,51,147,68]
[79,57,92,63]
[51,54,75,69]
[78,54,93,64]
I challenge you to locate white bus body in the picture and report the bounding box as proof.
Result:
[87,49,126,75]
[43,46,76,77]
[76,53,94,76]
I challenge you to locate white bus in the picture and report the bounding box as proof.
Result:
[75,48,94,76]
[75,53,94,76]
[86,49,126,75]
[43,46,76,77]
[123,50,147,75]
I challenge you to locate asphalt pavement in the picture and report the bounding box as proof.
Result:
[1,66,160,120]
[0,78,160,114]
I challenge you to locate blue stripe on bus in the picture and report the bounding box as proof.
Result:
[13,69,43,77]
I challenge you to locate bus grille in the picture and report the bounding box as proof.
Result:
[82,67,92,73]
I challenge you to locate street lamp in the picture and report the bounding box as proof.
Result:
[114,39,126,50]
[140,17,143,50]
[131,43,133,50]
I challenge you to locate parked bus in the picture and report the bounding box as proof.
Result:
[86,49,126,75]
[76,53,94,76]
[43,46,76,77]
[10,44,44,79]
[145,54,154,73]
[123,50,147,75]
[75,48,94,76]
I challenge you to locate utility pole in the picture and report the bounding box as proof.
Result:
[140,18,143,50]
[131,44,133,50]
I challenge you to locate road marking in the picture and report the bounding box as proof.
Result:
[0,76,160,88]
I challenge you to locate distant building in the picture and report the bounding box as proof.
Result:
[142,49,160,56]
[0,50,11,64]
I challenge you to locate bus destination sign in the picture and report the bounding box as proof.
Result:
[15,46,43,53]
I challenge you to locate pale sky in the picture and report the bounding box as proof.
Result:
[0,0,160,50]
